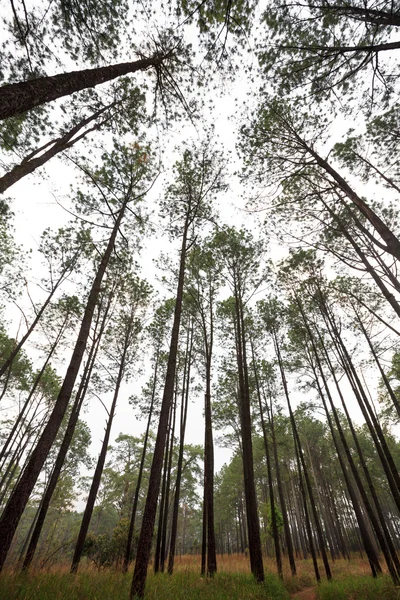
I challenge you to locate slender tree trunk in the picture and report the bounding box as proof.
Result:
[71,320,131,573]
[296,295,398,578]
[295,133,400,260]
[321,199,400,318]
[319,343,400,580]
[354,308,400,419]
[0,201,127,571]
[273,330,331,580]
[294,438,320,579]
[233,283,264,582]
[22,300,108,571]
[199,289,217,577]
[122,351,160,573]
[0,271,74,380]
[322,301,400,508]
[130,210,190,598]
[251,340,283,578]
[0,318,67,464]
[154,397,174,574]
[159,397,177,572]
[268,394,296,575]
[168,325,193,575]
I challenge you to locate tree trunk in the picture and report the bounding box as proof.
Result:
[122,351,160,573]
[0,317,67,465]
[22,300,108,571]
[274,330,332,580]
[0,102,116,193]
[251,340,283,578]
[268,392,296,575]
[0,270,74,380]
[233,282,264,582]
[0,56,164,121]
[298,133,400,260]
[159,396,177,572]
[130,215,189,599]
[70,320,132,573]
[168,325,192,575]
[154,397,174,574]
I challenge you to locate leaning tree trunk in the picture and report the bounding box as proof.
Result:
[296,133,400,261]
[305,344,383,578]
[0,201,127,571]
[321,199,400,319]
[268,392,297,576]
[0,56,165,120]
[314,331,400,581]
[0,102,117,193]
[0,268,75,380]
[0,315,68,465]
[322,301,400,508]
[273,330,332,580]
[354,308,400,419]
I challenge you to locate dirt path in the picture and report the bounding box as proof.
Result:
[290,587,317,600]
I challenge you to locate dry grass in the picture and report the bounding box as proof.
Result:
[2,553,399,599]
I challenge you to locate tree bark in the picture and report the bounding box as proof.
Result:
[122,351,159,573]
[130,215,189,599]
[22,300,108,571]
[71,317,132,573]
[168,325,192,575]
[233,282,264,582]
[0,56,164,121]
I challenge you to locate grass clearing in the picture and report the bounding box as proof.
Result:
[317,574,400,600]
[2,554,400,600]
[0,569,290,600]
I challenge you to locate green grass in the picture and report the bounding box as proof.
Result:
[0,570,290,600]
[317,574,400,600]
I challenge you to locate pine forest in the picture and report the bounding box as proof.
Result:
[1,2,400,599]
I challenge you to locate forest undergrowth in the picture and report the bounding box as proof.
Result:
[1,554,400,600]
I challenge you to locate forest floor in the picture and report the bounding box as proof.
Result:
[0,554,399,599]
[291,588,317,600]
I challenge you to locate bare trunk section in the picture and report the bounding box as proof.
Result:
[0,56,164,120]
[122,351,160,573]
[273,330,332,580]
[251,339,283,578]
[233,283,264,582]
[168,325,193,574]
[22,300,109,571]
[130,218,189,599]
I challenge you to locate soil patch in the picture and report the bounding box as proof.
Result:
[291,587,317,600]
